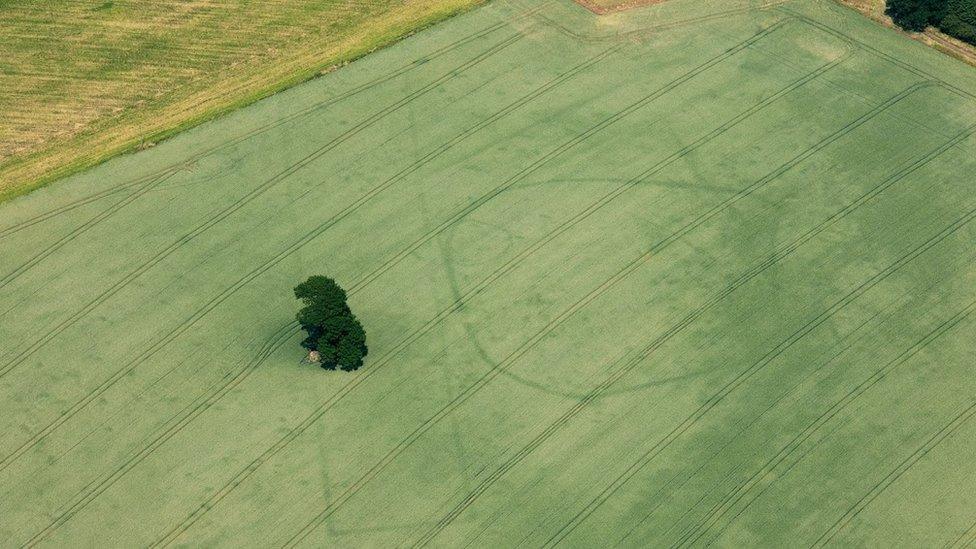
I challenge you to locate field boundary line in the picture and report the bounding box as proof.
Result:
[0,31,524,383]
[9,3,976,546]
[779,4,976,102]
[0,2,554,234]
[149,22,792,547]
[0,26,559,480]
[541,196,976,548]
[13,45,622,546]
[285,31,897,549]
[0,1,560,206]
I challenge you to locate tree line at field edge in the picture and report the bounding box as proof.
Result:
[886,0,976,44]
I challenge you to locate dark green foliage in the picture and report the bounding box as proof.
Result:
[941,0,976,44]
[886,0,976,46]
[294,275,368,371]
[886,0,947,32]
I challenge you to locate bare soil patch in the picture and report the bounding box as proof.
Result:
[573,0,668,15]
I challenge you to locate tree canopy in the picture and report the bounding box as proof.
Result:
[886,0,976,45]
[886,0,946,32]
[294,275,368,371]
[942,0,976,45]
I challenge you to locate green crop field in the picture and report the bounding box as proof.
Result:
[2,0,976,546]
[0,0,484,202]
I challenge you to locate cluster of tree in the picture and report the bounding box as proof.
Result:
[294,275,368,371]
[887,0,976,45]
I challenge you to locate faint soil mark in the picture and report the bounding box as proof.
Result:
[573,0,668,16]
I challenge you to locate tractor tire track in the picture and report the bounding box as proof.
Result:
[532,1,789,44]
[947,517,976,549]
[0,4,546,239]
[32,26,611,473]
[2,38,617,502]
[19,322,301,548]
[614,291,912,547]
[813,395,976,547]
[661,136,976,543]
[541,188,976,549]
[655,123,976,549]
[779,5,976,102]
[349,18,827,296]
[13,45,622,545]
[0,31,523,383]
[675,297,976,549]
[281,217,669,549]
[0,171,177,291]
[414,115,964,549]
[51,43,619,449]
[285,44,910,549]
[412,51,881,548]
[608,254,961,546]
[0,173,160,241]
[150,23,796,547]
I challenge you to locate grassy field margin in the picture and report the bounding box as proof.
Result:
[832,0,976,67]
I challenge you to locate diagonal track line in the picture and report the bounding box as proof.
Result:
[13,44,623,546]
[0,2,551,240]
[0,31,524,383]
[150,21,795,548]
[680,297,976,549]
[542,203,976,548]
[411,49,865,548]
[0,171,177,290]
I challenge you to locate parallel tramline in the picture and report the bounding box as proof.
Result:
[1,0,975,546]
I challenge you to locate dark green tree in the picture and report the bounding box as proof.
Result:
[886,0,947,32]
[294,275,368,371]
[941,0,976,45]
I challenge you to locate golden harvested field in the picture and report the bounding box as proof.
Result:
[0,0,484,201]
[3,0,976,545]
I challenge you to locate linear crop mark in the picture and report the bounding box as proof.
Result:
[542,202,976,548]
[14,45,621,545]
[0,32,523,384]
[813,388,976,545]
[286,28,909,549]
[411,50,864,548]
[150,22,793,548]
[0,3,550,239]
[0,172,176,291]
